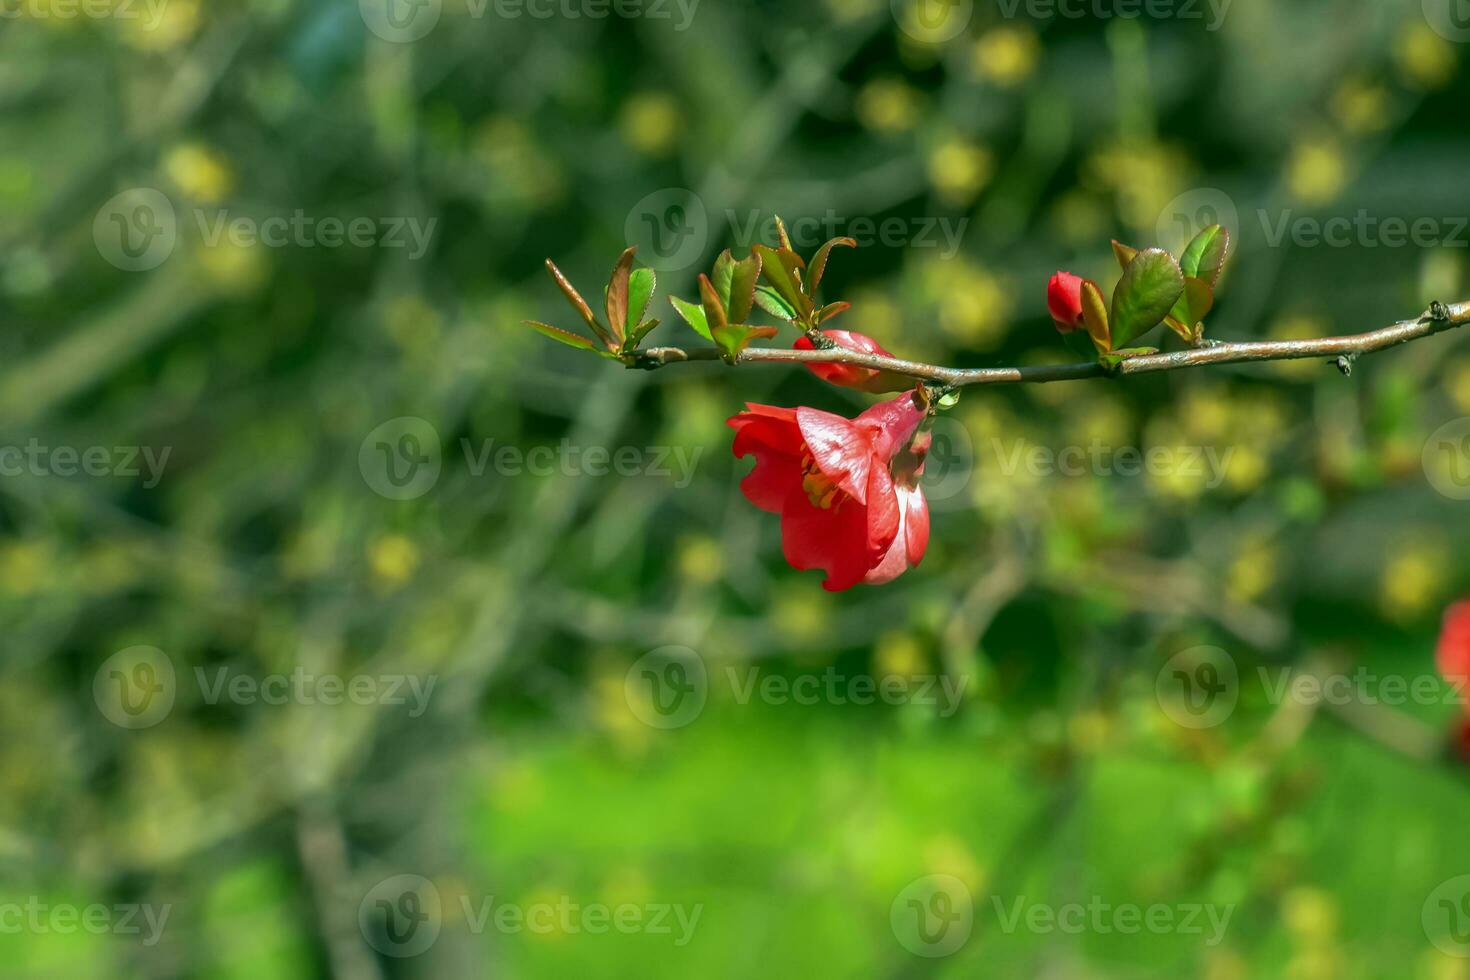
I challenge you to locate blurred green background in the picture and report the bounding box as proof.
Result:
[4,0,1470,976]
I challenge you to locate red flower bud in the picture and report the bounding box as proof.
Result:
[794,330,898,392]
[1047,271,1087,333]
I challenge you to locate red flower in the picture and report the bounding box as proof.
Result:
[729,392,930,591]
[794,330,907,393]
[1047,271,1086,333]
[1438,599,1470,705]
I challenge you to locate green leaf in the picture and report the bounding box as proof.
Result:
[711,250,736,308]
[773,215,797,253]
[698,274,728,332]
[1111,240,1139,273]
[604,246,636,345]
[624,317,661,351]
[1178,225,1230,287]
[1110,248,1184,349]
[754,285,798,322]
[728,253,762,324]
[753,245,812,321]
[546,258,613,349]
[669,296,712,342]
[1080,279,1111,353]
[807,237,856,298]
[626,268,656,335]
[712,324,779,364]
[817,301,851,324]
[1164,276,1214,341]
[524,320,596,352]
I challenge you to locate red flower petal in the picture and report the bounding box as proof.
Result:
[795,407,874,502]
[729,405,803,513]
[779,490,878,592]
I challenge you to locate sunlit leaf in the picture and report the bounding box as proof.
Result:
[670,295,712,342]
[728,253,762,324]
[1179,225,1230,287]
[1164,276,1214,341]
[807,237,856,298]
[1111,240,1139,272]
[524,320,596,351]
[604,246,636,345]
[626,267,656,335]
[1080,280,1111,353]
[1110,249,1184,349]
[546,258,613,349]
[754,285,798,321]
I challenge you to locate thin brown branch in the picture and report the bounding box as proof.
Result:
[633,300,1470,387]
